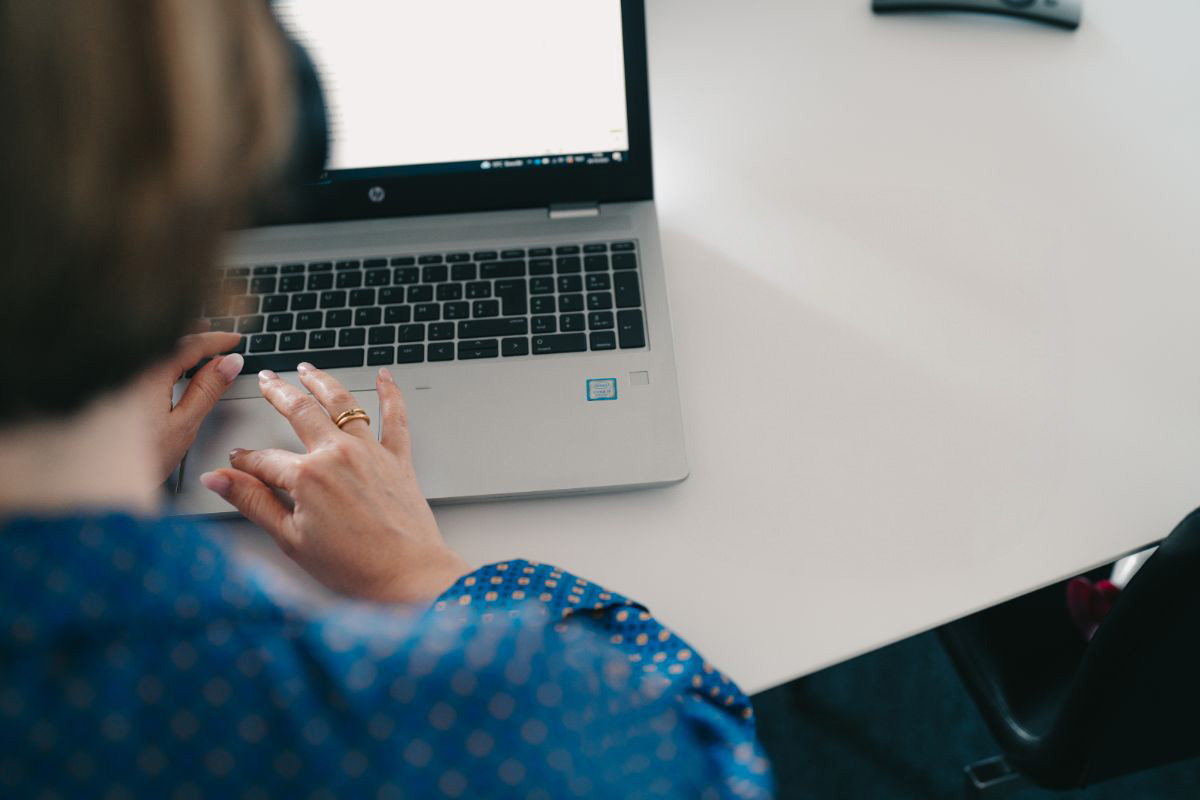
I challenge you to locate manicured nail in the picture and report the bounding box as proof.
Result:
[229,448,247,462]
[259,369,277,382]
[378,367,394,383]
[297,362,313,374]
[216,353,244,383]
[199,471,232,498]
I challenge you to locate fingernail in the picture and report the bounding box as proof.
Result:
[378,367,394,383]
[229,448,247,462]
[259,370,277,382]
[297,362,313,374]
[216,353,244,383]
[199,471,232,498]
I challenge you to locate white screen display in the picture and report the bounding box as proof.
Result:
[274,0,630,173]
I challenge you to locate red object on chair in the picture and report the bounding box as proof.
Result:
[1066,578,1121,641]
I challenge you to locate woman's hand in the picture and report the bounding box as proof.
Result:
[141,331,245,483]
[199,364,469,606]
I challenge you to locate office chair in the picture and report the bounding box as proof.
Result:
[938,508,1200,797]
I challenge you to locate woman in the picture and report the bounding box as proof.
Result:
[0,2,773,797]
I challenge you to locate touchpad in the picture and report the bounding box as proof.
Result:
[179,390,381,497]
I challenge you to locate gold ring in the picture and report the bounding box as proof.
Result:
[333,408,370,429]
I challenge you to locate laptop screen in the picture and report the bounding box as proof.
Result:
[274,0,630,182]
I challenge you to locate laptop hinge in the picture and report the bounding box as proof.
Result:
[548,202,600,220]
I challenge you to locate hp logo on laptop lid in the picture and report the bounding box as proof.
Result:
[367,186,385,203]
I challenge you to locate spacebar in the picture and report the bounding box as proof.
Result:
[240,349,364,374]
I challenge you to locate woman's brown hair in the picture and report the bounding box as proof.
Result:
[0,0,292,424]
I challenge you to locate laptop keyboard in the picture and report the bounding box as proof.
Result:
[202,241,647,374]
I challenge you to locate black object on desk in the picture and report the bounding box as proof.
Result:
[872,0,1081,31]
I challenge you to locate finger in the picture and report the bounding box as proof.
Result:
[171,332,243,376]
[172,352,244,428]
[256,370,338,450]
[295,362,372,439]
[200,469,300,554]
[376,367,412,459]
[228,447,303,491]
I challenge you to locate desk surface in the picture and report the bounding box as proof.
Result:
[232,0,1200,695]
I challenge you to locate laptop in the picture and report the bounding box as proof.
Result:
[171,0,688,515]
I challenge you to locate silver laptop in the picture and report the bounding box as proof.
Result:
[172,0,687,515]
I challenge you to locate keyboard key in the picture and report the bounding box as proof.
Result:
[466,282,491,299]
[390,256,416,266]
[368,347,394,366]
[322,310,349,328]
[612,253,638,270]
[414,303,440,321]
[232,295,259,315]
[443,302,469,320]
[227,336,247,355]
[262,294,289,312]
[379,287,405,305]
[355,307,382,326]
[590,331,617,351]
[253,264,279,275]
[320,290,347,309]
[613,272,642,308]
[307,261,333,272]
[204,297,231,317]
[529,258,554,275]
[556,256,581,273]
[557,276,582,293]
[418,254,444,265]
[559,294,584,312]
[366,269,390,286]
[611,241,635,252]
[450,263,477,281]
[530,277,554,295]
[338,328,366,347]
[291,293,317,311]
[209,317,235,332]
[588,311,614,330]
[472,300,500,318]
[502,337,530,357]
[248,333,276,353]
[407,285,433,303]
[309,330,336,349]
[531,296,555,314]
[336,259,361,271]
[307,273,333,291]
[280,275,305,292]
[436,283,463,301]
[223,277,248,295]
[459,339,499,360]
[472,250,498,261]
[429,322,454,341]
[583,243,607,254]
[480,260,524,279]
[587,292,613,311]
[364,258,388,268]
[281,263,306,274]
[267,313,293,332]
[279,332,306,351]
[428,342,454,362]
[446,252,471,263]
[555,245,580,255]
[240,349,364,375]
[422,265,448,283]
[532,316,557,334]
[250,276,277,294]
[384,306,411,324]
[458,318,528,339]
[368,326,395,345]
[529,247,552,257]
[501,249,525,259]
[336,271,363,289]
[495,279,527,316]
[532,334,587,354]
[349,288,376,307]
[584,255,609,272]
[586,274,611,291]
[560,313,585,332]
[617,310,646,348]
[396,344,424,364]
[398,324,425,343]
[237,315,265,334]
[394,267,420,284]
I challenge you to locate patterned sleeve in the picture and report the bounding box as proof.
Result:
[433,560,775,799]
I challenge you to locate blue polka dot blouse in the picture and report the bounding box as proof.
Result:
[0,513,774,798]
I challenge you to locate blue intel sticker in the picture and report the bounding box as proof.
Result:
[586,378,618,401]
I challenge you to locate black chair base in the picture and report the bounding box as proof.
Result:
[964,755,1029,799]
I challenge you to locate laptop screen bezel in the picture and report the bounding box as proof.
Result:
[268,0,652,225]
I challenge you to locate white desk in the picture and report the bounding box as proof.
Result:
[233,0,1200,695]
